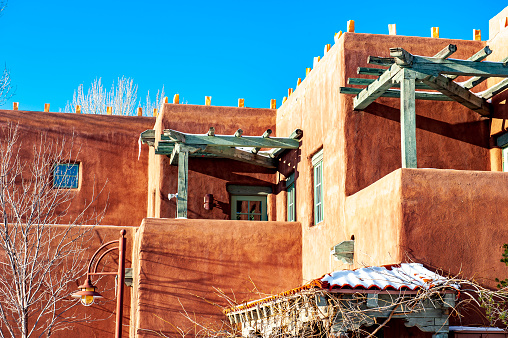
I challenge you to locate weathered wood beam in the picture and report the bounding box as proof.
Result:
[252,129,272,154]
[169,145,179,166]
[481,78,508,100]
[161,130,299,149]
[140,129,156,145]
[177,149,188,218]
[269,129,303,158]
[462,56,508,90]
[205,146,277,169]
[421,74,491,116]
[446,46,492,80]
[432,44,457,59]
[367,56,395,66]
[390,47,414,66]
[410,54,508,77]
[347,78,431,90]
[207,127,215,136]
[340,86,452,101]
[234,129,243,137]
[166,129,186,142]
[399,69,417,168]
[353,64,402,110]
[357,67,386,76]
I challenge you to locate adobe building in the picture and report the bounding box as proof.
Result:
[2,6,508,338]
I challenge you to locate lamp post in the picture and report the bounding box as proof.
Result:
[72,229,127,338]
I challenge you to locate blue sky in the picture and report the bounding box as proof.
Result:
[0,1,506,111]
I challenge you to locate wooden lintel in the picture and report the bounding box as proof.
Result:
[340,86,452,101]
[347,77,431,90]
[206,146,277,169]
[357,67,386,76]
[432,44,457,59]
[162,129,299,149]
[353,64,402,110]
[421,74,491,116]
[481,78,508,100]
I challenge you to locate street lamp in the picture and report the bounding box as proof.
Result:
[72,229,127,338]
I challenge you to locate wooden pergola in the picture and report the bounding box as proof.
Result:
[340,44,508,168]
[141,127,302,218]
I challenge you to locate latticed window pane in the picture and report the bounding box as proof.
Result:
[53,163,79,189]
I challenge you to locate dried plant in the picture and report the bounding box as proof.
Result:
[62,77,165,116]
[150,271,508,338]
[0,124,107,337]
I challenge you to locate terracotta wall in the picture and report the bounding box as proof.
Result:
[148,104,278,220]
[130,218,302,337]
[0,110,154,227]
[275,33,492,281]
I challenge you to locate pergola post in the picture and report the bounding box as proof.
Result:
[400,68,417,168]
[177,149,188,218]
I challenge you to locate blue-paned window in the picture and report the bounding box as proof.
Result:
[53,163,79,189]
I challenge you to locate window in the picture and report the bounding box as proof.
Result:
[504,147,508,172]
[286,174,296,222]
[312,149,324,225]
[231,196,267,221]
[53,163,79,189]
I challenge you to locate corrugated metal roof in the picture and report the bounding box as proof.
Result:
[319,263,455,291]
[224,263,457,314]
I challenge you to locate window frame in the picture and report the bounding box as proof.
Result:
[286,173,296,222]
[312,149,324,225]
[231,195,268,221]
[52,162,80,189]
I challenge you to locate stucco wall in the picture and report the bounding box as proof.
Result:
[148,104,278,220]
[275,33,492,281]
[130,218,302,337]
[0,110,154,227]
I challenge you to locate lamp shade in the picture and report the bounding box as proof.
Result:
[72,279,103,306]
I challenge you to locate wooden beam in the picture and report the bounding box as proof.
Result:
[252,129,272,154]
[481,78,508,99]
[399,69,417,168]
[462,56,508,89]
[269,129,304,158]
[390,47,414,67]
[161,130,300,149]
[205,146,277,169]
[415,53,505,77]
[421,74,491,116]
[357,67,386,76]
[234,129,243,137]
[207,127,215,136]
[353,64,402,110]
[170,145,179,166]
[177,149,188,218]
[340,86,453,101]
[367,56,395,66]
[347,77,431,90]
[432,44,457,59]
[445,46,492,80]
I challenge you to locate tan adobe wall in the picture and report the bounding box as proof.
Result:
[0,110,154,227]
[275,33,493,281]
[148,104,278,220]
[130,218,302,337]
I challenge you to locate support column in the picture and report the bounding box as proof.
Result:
[400,68,417,168]
[177,149,188,218]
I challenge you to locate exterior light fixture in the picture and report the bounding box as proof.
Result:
[72,278,103,306]
[72,229,127,338]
